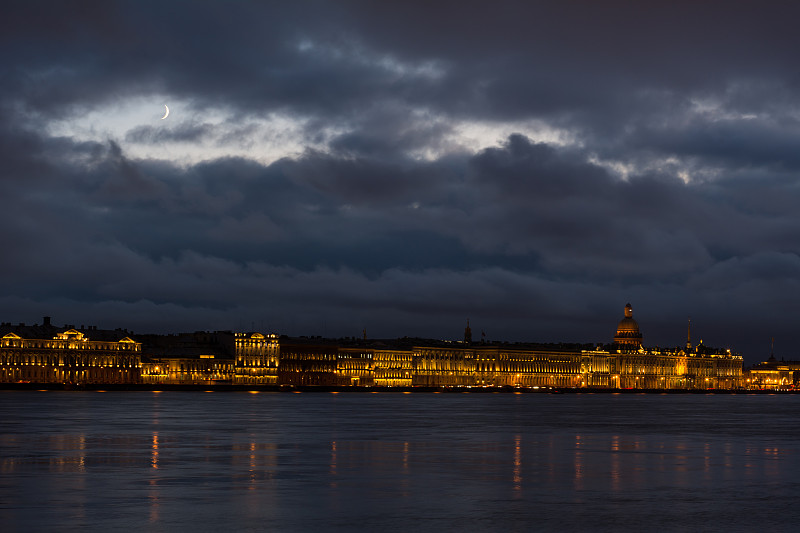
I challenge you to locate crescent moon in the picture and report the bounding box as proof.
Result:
[160,105,169,120]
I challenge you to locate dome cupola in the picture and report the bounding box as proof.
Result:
[614,303,642,348]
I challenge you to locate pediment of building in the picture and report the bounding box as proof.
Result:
[55,329,86,341]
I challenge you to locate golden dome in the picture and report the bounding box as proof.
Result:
[614,303,642,347]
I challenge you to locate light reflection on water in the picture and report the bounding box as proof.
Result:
[1,391,799,532]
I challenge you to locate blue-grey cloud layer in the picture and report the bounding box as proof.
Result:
[3,1,800,362]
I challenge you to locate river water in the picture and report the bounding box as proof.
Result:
[1,391,798,532]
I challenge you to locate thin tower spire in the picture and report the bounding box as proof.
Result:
[686,317,692,351]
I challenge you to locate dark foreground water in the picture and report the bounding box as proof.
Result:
[1,391,799,532]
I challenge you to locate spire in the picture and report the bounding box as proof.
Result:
[686,317,692,352]
[464,319,472,345]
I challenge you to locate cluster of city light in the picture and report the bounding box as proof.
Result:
[0,311,759,389]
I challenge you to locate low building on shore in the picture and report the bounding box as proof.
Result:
[0,317,141,384]
[139,331,236,385]
[746,356,800,390]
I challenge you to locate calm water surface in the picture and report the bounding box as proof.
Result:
[1,391,799,532]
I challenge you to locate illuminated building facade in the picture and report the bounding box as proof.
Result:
[471,346,585,388]
[141,356,234,384]
[413,346,476,386]
[746,357,800,390]
[0,319,141,384]
[0,305,744,390]
[364,343,740,390]
[234,332,279,385]
[408,344,588,388]
[365,304,742,389]
[372,349,414,387]
[140,331,235,385]
[139,331,280,385]
[605,304,742,389]
[608,347,741,389]
[336,347,375,386]
[277,340,339,386]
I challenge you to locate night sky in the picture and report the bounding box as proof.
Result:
[3,1,800,363]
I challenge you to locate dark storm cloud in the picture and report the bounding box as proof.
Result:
[626,116,800,173]
[280,148,453,207]
[4,1,800,123]
[6,1,800,362]
[326,105,456,160]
